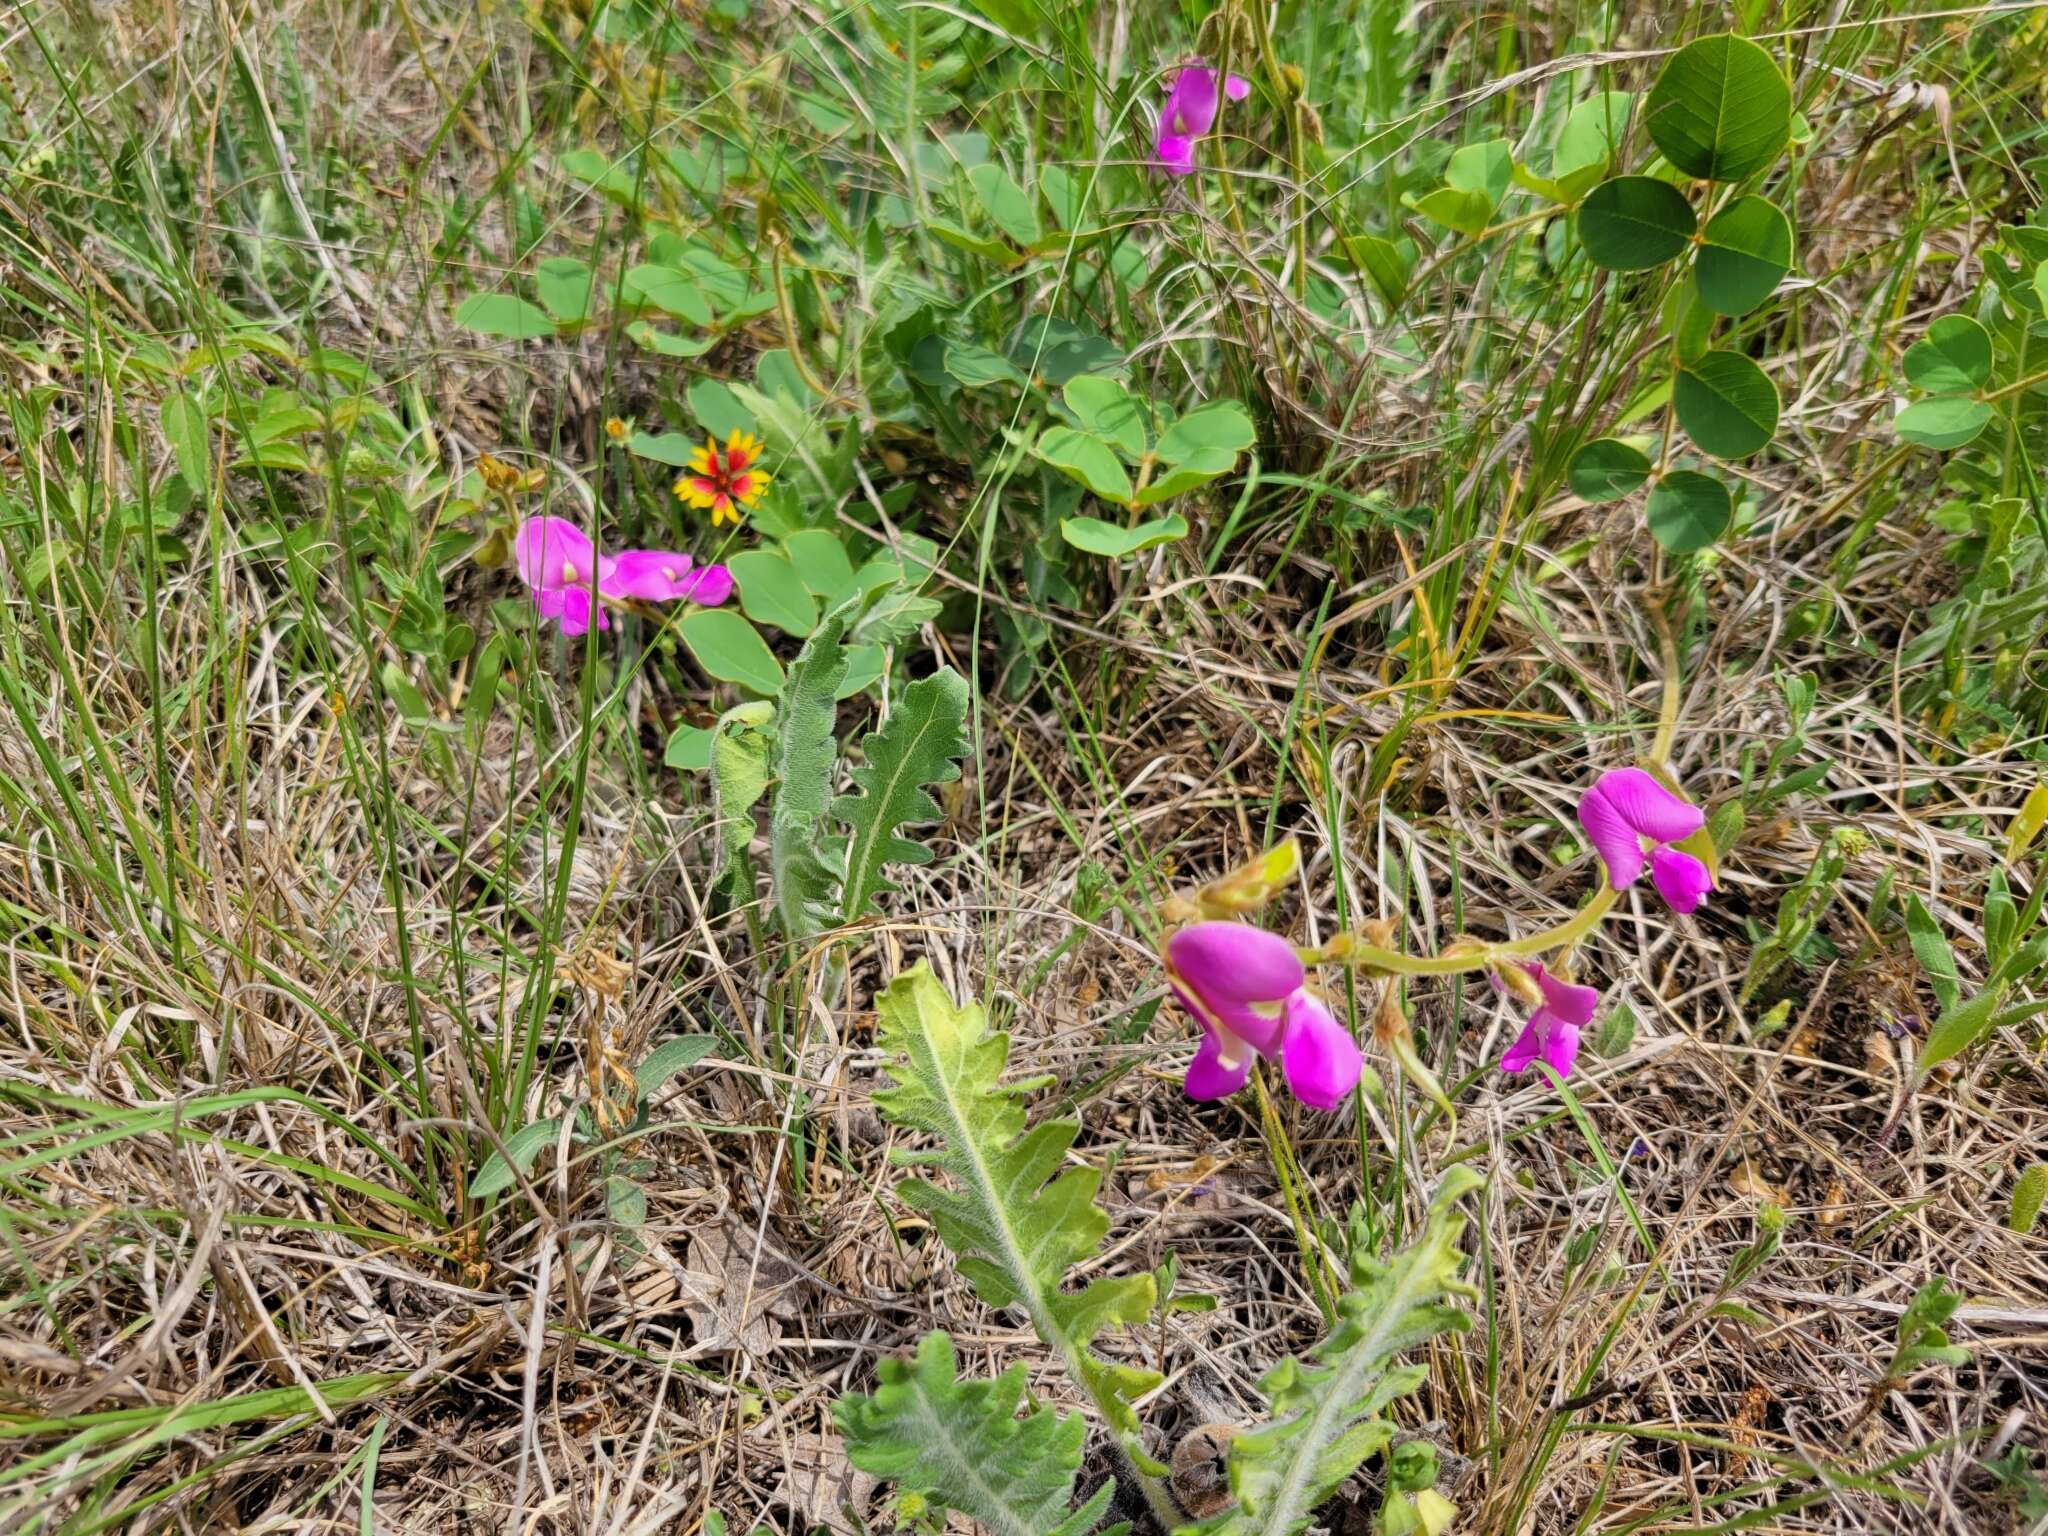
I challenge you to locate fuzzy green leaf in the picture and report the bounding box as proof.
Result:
[1191,1169,1482,1536]
[871,965,1161,1436]
[835,1332,1119,1536]
[834,670,969,923]
[768,607,851,942]
[2012,1164,2048,1235]
[710,702,775,898]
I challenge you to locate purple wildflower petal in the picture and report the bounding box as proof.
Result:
[1530,963,1601,1028]
[681,562,734,606]
[1499,1014,1544,1073]
[1595,767,1705,844]
[1278,991,1361,1110]
[603,549,698,601]
[1224,74,1251,101]
[1166,922,1304,1005]
[1649,846,1714,915]
[534,585,608,636]
[1540,1016,1583,1076]
[1185,1028,1251,1100]
[1167,981,1286,1058]
[514,517,601,592]
[1577,779,1648,889]
[1156,133,1197,175]
[1162,66,1221,140]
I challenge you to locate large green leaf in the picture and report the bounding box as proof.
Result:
[1036,426,1133,505]
[728,550,819,636]
[1060,514,1189,557]
[1063,376,1149,458]
[534,257,596,325]
[1695,196,1793,315]
[709,702,774,896]
[1674,350,1779,457]
[1567,438,1652,502]
[1342,233,1415,311]
[783,529,857,599]
[1156,400,1256,464]
[1576,176,1696,270]
[969,163,1042,246]
[1553,91,1635,181]
[472,1118,562,1199]
[1903,315,1993,395]
[454,293,555,339]
[1645,470,1732,553]
[835,1334,1115,1536]
[622,264,711,324]
[161,390,210,489]
[1895,396,1992,450]
[1191,1171,1481,1536]
[1407,139,1511,236]
[680,609,784,694]
[869,965,1161,1437]
[1645,33,1791,182]
[834,669,970,923]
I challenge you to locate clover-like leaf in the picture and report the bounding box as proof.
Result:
[1904,315,1993,395]
[1696,196,1793,315]
[1674,350,1779,458]
[1895,396,1992,451]
[1036,425,1134,504]
[681,609,784,695]
[455,292,556,339]
[1646,33,1791,182]
[728,550,819,637]
[1577,176,1696,270]
[1645,469,1732,553]
[1060,514,1189,557]
[1063,376,1149,458]
[1567,438,1653,502]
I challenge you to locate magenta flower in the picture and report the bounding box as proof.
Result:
[1577,767,1713,915]
[1497,962,1600,1078]
[515,516,614,636]
[1156,65,1251,176]
[513,519,734,635]
[604,550,735,607]
[1165,922,1362,1109]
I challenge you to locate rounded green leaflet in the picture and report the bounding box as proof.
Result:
[727,550,819,636]
[1695,196,1793,315]
[1567,438,1653,502]
[1903,315,1993,395]
[1154,400,1255,463]
[454,292,555,339]
[1646,470,1733,553]
[1576,177,1696,271]
[1035,425,1133,505]
[1060,514,1190,559]
[1646,34,1791,182]
[680,608,784,695]
[1674,350,1779,458]
[1895,397,1992,450]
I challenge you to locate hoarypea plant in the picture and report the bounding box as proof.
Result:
[1155,747,1719,1103]
[834,964,1481,1535]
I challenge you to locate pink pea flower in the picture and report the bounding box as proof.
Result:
[1156,65,1251,176]
[604,549,735,607]
[1577,767,1713,915]
[1497,962,1601,1078]
[1165,922,1362,1109]
[515,517,614,636]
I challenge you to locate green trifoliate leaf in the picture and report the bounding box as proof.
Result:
[871,965,1161,1435]
[835,1332,1120,1536]
[834,669,970,924]
[1189,1169,1482,1536]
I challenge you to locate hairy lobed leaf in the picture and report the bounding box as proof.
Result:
[835,1331,1123,1536]
[1187,1169,1483,1536]
[835,668,969,924]
[767,605,850,942]
[871,964,1161,1435]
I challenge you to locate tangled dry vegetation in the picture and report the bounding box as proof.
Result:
[3,3,2047,1535]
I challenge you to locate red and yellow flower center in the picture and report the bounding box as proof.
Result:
[674,430,772,526]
